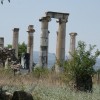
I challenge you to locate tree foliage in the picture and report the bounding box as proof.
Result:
[18,42,27,58]
[7,42,27,58]
[65,41,100,77]
[64,41,100,91]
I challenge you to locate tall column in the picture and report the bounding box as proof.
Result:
[12,28,19,58]
[55,18,68,72]
[27,25,35,72]
[69,32,77,57]
[39,16,51,68]
[56,19,67,61]
[0,37,4,48]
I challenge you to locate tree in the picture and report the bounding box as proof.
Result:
[18,42,27,58]
[64,41,100,92]
[1,0,10,4]
[7,42,27,59]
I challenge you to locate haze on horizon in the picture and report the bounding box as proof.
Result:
[0,0,100,55]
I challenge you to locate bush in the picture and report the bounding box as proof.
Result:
[64,41,100,92]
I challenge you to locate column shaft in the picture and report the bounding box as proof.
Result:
[56,19,67,62]
[69,32,77,58]
[0,37,4,48]
[12,28,19,58]
[39,17,50,68]
[55,19,67,72]
[27,25,35,72]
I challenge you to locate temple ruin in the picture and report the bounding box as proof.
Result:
[0,11,79,73]
[39,11,69,71]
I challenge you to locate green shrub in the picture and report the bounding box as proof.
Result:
[63,41,100,91]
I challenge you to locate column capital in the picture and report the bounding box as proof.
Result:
[69,32,77,36]
[27,25,35,33]
[13,28,19,32]
[56,18,68,24]
[39,16,51,22]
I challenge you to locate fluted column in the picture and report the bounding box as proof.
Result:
[27,25,35,72]
[39,16,51,68]
[12,28,19,58]
[69,32,77,57]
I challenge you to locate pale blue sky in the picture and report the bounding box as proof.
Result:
[0,0,100,55]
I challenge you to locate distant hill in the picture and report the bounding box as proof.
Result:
[33,51,56,67]
[94,58,100,70]
[33,51,100,70]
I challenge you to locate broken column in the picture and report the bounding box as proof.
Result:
[12,28,19,58]
[69,32,77,57]
[27,25,35,72]
[0,37,4,48]
[39,16,51,68]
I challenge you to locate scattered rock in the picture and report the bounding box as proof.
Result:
[12,91,34,100]
[0,87,12,100]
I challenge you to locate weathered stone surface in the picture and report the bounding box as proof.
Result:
[27,25,35,72]
[69,32,77,56]
[12,28,19,58]
[39,17,50,68]
[0,37,4,48]
[0,48,17,67]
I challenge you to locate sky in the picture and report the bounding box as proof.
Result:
[0,0,100,55]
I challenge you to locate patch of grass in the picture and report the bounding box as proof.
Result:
[0,68,100,100]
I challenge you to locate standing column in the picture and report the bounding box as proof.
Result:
[27,25,35,72]
[55,18,68,72]
[39,16,51,68]
[0,37,4,48]
[69,32,77,56]
[12,28,19,58]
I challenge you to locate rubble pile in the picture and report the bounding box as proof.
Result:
[0,47,17,67]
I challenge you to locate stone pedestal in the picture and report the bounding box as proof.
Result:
[5,58,9,69]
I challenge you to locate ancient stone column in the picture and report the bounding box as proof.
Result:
[0,37,4,48]
[55,18,68,72]
[27,25,35,72]
[56,19,68,61]
[39,16,51,68]
[12,28,19,58]
[69,32,77,57]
